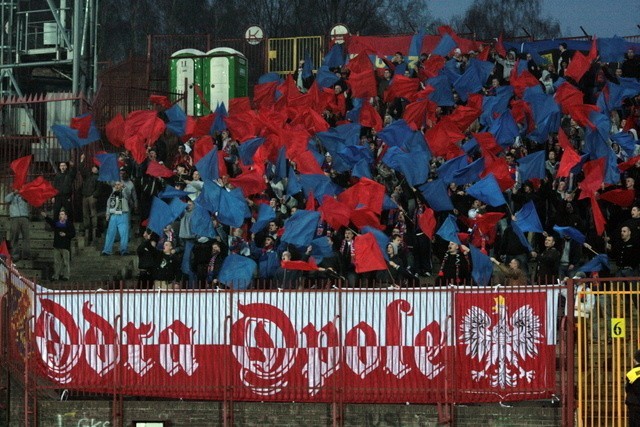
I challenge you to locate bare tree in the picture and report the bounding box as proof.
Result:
[455,0,561,40]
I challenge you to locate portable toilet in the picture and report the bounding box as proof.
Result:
[169,49,205,116]
[203,47,248,113]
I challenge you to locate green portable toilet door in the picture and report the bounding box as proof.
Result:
[209,56,230,112]
[174,56,199,116]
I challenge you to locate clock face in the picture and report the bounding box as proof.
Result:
[329,24,349,44]
[245,26,265,45]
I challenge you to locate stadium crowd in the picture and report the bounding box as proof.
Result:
[6,33,640,291]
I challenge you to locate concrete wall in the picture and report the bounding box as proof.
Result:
[29,400,562,427]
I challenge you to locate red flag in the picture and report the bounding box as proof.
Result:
[353,232,387,273]
[253,81,278,110]
[482,152,515,191]
[225,111,260,143]
[0,240,10,262]
[383,75,420,103]
[10,155,32,190]
[403,98,431,130]
[351,207,384,230]
[105,113,126,147]
[473,132,503,156]
[445,106,481,132]
[70,114,93,139]
[565,37,597,83]
[599,189,635,207]
[556,129,581,178]
[495,34,506,57]
[346,52,377,98]
[292,150,324,175]
[19,176,58,207]
[510,69,541,98]
[229,168,266,197]
[230,97,252,114]
[305,191,316,211]
[418,208,437,239]
[193,114,215,137]
[360,101,383,131]
[319,195,352,230]
[149,95,172,109]
[281,258,319,271]
[565,104,599,130]
[510,100,535,133]
[474,212,506,235]
[555,82,584,114]
[124,110,166,163]
[193,135,215,164]
[424,120,465,158]
[337,177,385,215]
[590,196,606,236]
[420,54,445,79]
[146,161,174,178]
[578,157,605,199]
[618,155,640,172]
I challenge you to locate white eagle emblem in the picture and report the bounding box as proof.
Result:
[459,295,542,389]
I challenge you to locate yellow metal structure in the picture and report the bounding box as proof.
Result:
[575,279,640,426]
[267,36,324,76]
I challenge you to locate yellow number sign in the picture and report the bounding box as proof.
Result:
[611,318,626,338]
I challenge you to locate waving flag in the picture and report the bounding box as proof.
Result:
[250,203,277,234]
[418,207,437,239]
[353,232,387,273]
[219,254,256,290]
[469,244,493,286]
[148,197,175,235]
[318,195,351,230]
[19,176,57,207]
[95,153,120,182]
[217,188,251,228]
[419,179,454,212]
[517,150,547,181]
[466,174,506,207]
[553,225,586,245]
[195,146,220,182]
[51,123,101,150]
[514,201,544,233]
[436,214,461,244]
[576,254,610,273]
[281,210,321,247]
[10,155,32,190]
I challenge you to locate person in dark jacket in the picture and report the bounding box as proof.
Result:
[79,153,106,244]
[626,349,640,426]
[535,235,561,285]
[136,229,158,289]
[205,241,226,287]
[41,209,76,281]
[52,160,77,220]
[153,240,180,289]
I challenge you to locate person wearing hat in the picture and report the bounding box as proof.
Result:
[41,208,76,281]
[626,349,640,426]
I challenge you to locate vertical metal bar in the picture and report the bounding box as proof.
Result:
[566,278,576,427]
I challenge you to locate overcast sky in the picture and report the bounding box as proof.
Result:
[429,0,640,39]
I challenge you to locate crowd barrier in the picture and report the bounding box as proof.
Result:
[0,258,577,425]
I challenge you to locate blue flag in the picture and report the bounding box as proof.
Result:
[382,146,429,186]
[436,214,460,245]
[419,179,454,212]
[427,75,455,107]
[517,150,547,182]
[158,187,192,199]
[376,119,414,148]
[298,174,337,202]
[576,254,610,273]
[275,146,288,182]
[352,158,373,179]
[409,29,426,58]
[286,168,302,195]
[597,37,627,63]
[190,203,216,238]
[165,104,187,136]
[195,146,219,182]
[383,194,398,210]
[452,157,484,186]
[148,197,178,236]
[432,34,457,56]
[470,244,493,286]
[310,236,333,263]
[281,210,321,247]
[488,111,520,147]
[95,153,120,182]
[437,154,469,184]
[219,254,256,290]
[258,72,282,84]
[514,201,544,233]
[250,203,276,234]
[553,225,586,245]
[217,188,250,228]
[169,198,187,220]
[238,137,265,165]
[511,221,533,251]
[316,65,340,88]
[199,180,222,213]
[51,124,101,150]
[323,44,345,68]
[466,174,506,207]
